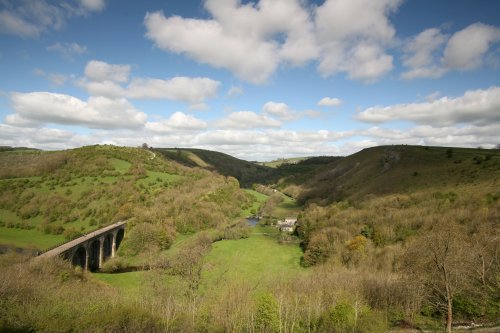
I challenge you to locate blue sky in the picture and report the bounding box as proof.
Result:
[0,0,499,160]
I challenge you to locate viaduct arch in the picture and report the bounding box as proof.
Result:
[37,221,126,272]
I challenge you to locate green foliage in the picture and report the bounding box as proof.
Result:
[120,222,175,257]
[0,145,250,250]
[327,301,356,332]
[255,293,279,333]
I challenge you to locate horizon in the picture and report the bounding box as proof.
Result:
[2,142,497,163]
[1,0,499,161]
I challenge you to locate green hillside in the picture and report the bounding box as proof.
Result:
[0,145,253,251]
[281,145,500,204]
[154,147,277,187]
[0,144,499,332]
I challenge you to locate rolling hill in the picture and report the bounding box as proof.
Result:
[276,145,500,205]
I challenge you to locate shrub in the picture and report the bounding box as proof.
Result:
[100,257,128,273]
[255,293,279,333]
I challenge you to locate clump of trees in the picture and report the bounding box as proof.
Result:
[296,184,499,330]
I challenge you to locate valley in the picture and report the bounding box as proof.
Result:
[0,144,498,332]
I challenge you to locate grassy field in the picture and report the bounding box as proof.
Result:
[200,227,305,291]
[0,226,65,249]
[274,193,302,218]
[93,271,148,297]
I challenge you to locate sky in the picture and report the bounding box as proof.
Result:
[0,0,499,161]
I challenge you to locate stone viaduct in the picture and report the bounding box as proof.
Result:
[36,221,126,271]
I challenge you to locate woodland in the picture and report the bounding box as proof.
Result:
[0,144,498,332]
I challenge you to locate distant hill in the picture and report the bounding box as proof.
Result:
[284,145,500,205]
[153,148,277,187]
[153,148,342,188]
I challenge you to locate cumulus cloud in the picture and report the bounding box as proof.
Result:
[401,28,448,80]
[144,0,401,83]
[443,23,500,71]
[227,86,243,98]
[357,86,500,126]
[84,60,131,83]
[146,112,207,133]
[144,12,279,84]
[79,60,220,104]
[7,92,147,129]
[0,0,106,38]
[216,111,281,129]
[359,123,500,149]
[318,97,342,107]
[127,77,220,104]
[315,0,399,81]
[46,42,87,60]
[262,102,299,121]
[402,23,500,79]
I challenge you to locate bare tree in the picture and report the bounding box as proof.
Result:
[403,221,472,333]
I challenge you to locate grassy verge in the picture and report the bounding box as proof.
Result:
[0,226,65,250]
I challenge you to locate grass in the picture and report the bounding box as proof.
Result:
[109,158,131,173]
[93,271,148,297]
[274,193,302,218]
[0,226,65,250]
[241,189,269,217]
[260,157,308,168]
[135,170,181,189]
[200,230,305,291]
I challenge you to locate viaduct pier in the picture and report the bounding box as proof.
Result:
[36,221,126,271]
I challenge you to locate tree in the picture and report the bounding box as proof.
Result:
[142,143,148,149]
[403,221,472,333]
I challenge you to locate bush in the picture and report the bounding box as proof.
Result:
[100,257,128,273]
[255,293,279,333]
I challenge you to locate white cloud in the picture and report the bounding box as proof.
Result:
[400,66,447,80]
[216,111,281,129]
[360,123,500,149]
[403,28,447,68]
[443,23,500,71]
[146,112,207,133]
[46,42,87,60]
[189,103,210,111]
[402,23,500,79]
[0,0,106,38]
[262,102,299,121]
[315,0,400,81]
[144,12,278,84]
[79,79,125,98]
[227,86,243,98]
[7,92,147,129]
[84,60,131,83]
[401,28,448,80]
[145,0,400,83]
[357,86,500,126]
[318,97,342,107]
[127,77,220,104]
[80,60,221,104]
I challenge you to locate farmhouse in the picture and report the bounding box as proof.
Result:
[277,218,297,233]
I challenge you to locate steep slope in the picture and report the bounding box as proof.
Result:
[0,145,252,251]
[292,145,500,204]
[154,148,276,187]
